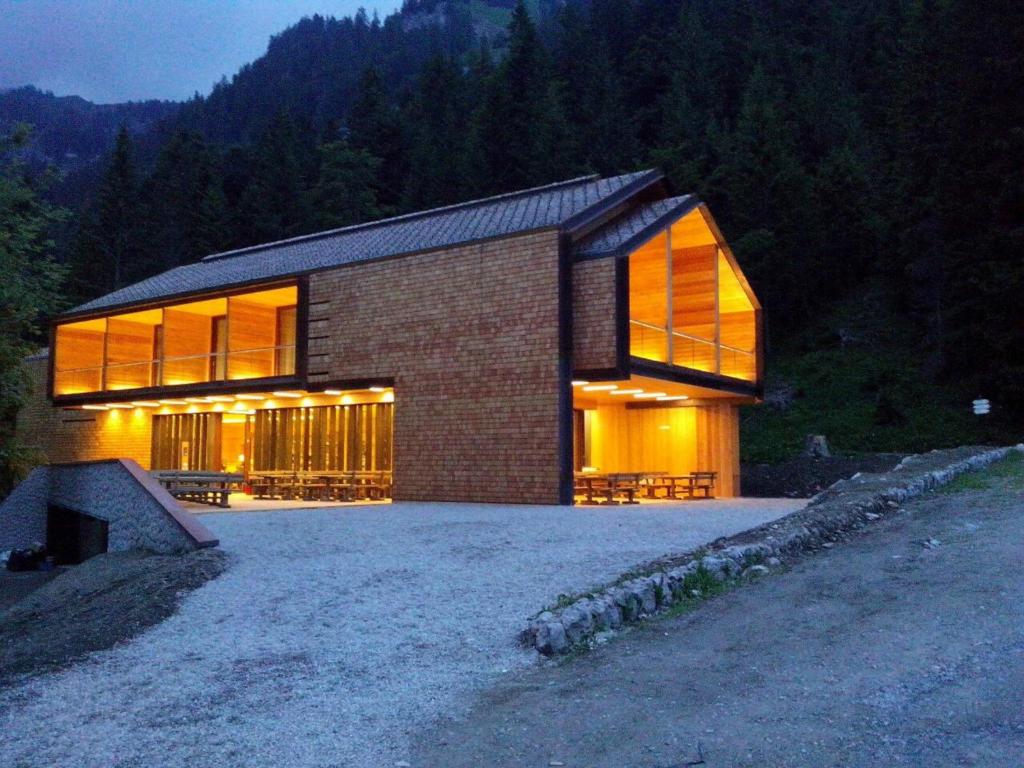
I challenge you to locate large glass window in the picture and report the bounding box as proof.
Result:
[53,284,299,396]
[628,209,758,382]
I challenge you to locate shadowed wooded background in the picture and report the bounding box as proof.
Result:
[1,0,1021,470]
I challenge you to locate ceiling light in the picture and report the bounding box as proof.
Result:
[130,401,160,407]
[633,392,668,399]
[610,389,643,396]
[81,404,109,411]
[369,386,386,392]
[571,380,589,387]
[207,395,234,402]
[656,395,690,402]
[323,389,343,396]
[236,394,264,401]
[106,403,133,409]
[159,399,188,405]
[185,397,210,403]
[272,391,302,398]
[583,384,618,392]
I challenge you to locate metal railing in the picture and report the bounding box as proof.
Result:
[629,319,756,382]
[54,345,296,395]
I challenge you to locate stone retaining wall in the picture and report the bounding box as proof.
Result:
[523,444,1024,656]
[0,459,219,554]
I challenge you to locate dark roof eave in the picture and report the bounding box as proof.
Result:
[55,224,566,322]
[573,195,702,262]
[561,169,666,241]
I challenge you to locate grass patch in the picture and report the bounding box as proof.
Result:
[939,451,1024,494]
[738,288,1016,464]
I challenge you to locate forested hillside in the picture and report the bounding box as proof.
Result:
[8,0,1022,456]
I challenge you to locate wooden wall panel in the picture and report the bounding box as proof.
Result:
[228,299,276,379]
[589,405,698,477]
[587,402,739,497]
[671,244,717,340]
[53,325,104,394]
[162,310,211,385]
[105,318,155,390]
[696,403,740,497]
[151,413,220,470]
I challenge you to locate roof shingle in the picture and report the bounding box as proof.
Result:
[70,170,660,315]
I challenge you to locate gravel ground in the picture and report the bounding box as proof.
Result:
[1,549,227,683]
[412,458,1024,767]
[0,498,799,768]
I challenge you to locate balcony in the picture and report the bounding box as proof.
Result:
[53,285,298,398]
[627,207,758,384]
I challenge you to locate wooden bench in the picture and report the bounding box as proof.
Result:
[691,471,717,498]
[151,471,242,508]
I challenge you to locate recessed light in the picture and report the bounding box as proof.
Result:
[656,395,690,402]
[130,401,160,407]
[272,391,302,398]
[207,396,234,402]
[633,392,668,399]
[81,404,109,411]
[583,384,618,392]
[106,403,133,409]
[610,389,643,396]
[159,399,188,405]
[235,394,264,400]
[185,397,210,403]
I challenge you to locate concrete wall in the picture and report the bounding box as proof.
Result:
[308,230,566,504]
[0,459,218,554]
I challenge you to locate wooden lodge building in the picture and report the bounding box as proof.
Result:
[18,170,763,505]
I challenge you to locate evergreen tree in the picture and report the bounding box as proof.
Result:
[0,125,66,494]
[715,65,813,319]
[70,126,139,297]
[307,140,385,228]
[234,114,313,246]
[347,67,407,208]
[140,130,228,271]
[402,53,472,209]
[555,3,635,174]
[472,1,566,193]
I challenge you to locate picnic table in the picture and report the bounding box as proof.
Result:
[574,471,718,504]
[248,470,392,502]
[151,470,243,508]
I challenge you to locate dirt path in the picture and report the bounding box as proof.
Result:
[412,460,1024,767]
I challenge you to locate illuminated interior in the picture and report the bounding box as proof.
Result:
[67,386,394,478]
[53,285,299,396]
[628,207,758,382]
[571,376,742,497]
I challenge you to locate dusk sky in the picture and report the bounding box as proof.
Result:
[0,0,404,104]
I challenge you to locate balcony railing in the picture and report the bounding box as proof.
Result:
[629,319,756,382]
[54,345,296,396]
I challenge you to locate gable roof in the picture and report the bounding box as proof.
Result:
[571,195,700,260]
[67,169,664,317]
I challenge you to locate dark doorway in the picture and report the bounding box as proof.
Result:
[46,505,109,565]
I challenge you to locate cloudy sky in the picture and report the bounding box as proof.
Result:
[0,0,403,104]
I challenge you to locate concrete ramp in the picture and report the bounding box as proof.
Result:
[0,459,218,554]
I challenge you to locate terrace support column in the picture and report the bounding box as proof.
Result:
[557,234,575,505]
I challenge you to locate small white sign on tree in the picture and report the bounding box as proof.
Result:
[972,398,991,415]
